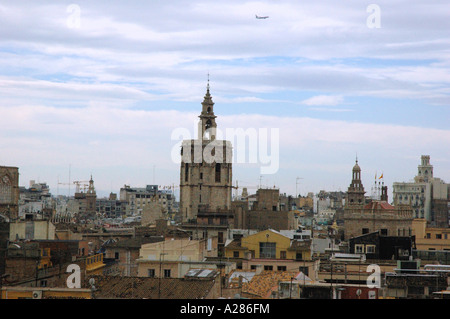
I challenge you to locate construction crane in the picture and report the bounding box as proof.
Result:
[73,181,89,193]
[58,177,72,197]
[296,177,304,198]
[57,165,73,197]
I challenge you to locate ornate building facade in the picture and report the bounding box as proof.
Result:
[0,165,19,220]
[343,159,413,241]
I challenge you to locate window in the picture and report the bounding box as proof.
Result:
[299,266,309,276]
[355,244,364,254]
[114,252,120,260]
[215,163,221,182]
[366,245,376,254]
[277,266,287,271]
[164,269,171,278]
[259,242,276,259]
[408,286,424,295]
[148,269,155,277]
[264,265,273,271]
[185,163,189,182]
[380,229,388,236]
[200,172,203,180]
[280,251,286,259]
[295,252,303,261]
[362,228,369,234]
[233,251,240,258]
[426,233,431,239]
[207,238,212,251]
[436,234,442,239]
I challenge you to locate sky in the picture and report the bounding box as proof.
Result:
[0,0,449,200]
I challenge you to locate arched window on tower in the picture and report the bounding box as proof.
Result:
[204,119,212,139]
[185,163,189,182]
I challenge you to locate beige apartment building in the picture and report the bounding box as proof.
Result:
[136,238,219,278]
[412,218,450,251]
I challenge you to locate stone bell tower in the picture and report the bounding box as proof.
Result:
[179,80,233,222]
[198,80,217,140]
[346,158,366,206]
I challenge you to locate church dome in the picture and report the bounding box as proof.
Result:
[353,160,361,172]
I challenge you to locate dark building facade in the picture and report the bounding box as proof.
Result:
[349,231,415,260]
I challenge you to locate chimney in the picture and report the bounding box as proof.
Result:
[381,186,388,202]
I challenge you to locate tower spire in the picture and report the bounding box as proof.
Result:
[199,76,217,140]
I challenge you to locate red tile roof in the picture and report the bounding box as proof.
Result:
[242,271,300,299]
[85,275,217,299]
[364,201,394,210]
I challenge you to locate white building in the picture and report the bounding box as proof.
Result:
[120,184,175,217]
[393,155,449,222]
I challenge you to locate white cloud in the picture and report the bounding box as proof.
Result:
[1,104,448,194]
[301,95,344,106]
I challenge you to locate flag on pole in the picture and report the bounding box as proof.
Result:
[379,173,383,179]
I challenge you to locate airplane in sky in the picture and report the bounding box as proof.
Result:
[255,15,269,19]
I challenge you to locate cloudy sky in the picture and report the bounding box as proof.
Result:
[0,0,449,200]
